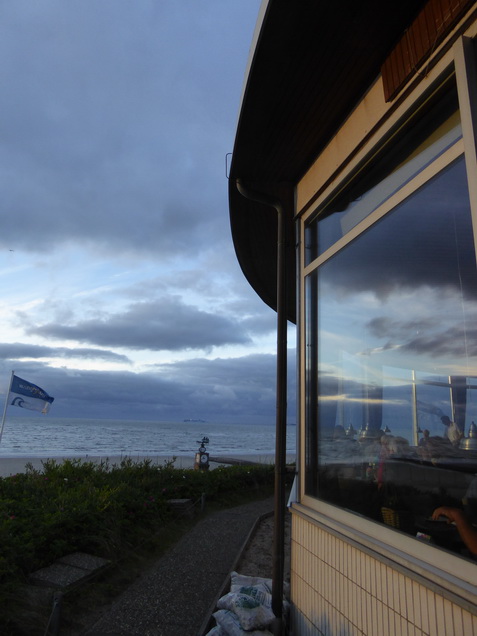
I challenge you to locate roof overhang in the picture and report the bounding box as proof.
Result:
[228,0,429,323]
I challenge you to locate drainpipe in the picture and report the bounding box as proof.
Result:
[236,179,288,634]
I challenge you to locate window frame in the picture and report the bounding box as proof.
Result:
[296,33,477,600]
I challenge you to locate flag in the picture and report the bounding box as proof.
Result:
[9,375,54,414]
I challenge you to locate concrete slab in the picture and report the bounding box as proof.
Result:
[167,498,194,518]
[58,552,110,571]
[29,552,111,591]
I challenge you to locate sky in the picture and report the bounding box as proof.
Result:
[0,0,297,424]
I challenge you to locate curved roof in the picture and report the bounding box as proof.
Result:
[228,0,428,323]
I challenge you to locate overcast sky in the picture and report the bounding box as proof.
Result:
[0,0,296,424]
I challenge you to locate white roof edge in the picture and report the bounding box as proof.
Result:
[234,0,270,130]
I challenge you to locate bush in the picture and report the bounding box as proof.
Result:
[0,457,275,632]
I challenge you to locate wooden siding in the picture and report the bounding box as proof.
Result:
[382,0,475,101]
[290,512,477,635]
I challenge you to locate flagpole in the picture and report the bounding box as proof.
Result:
[0,371,14,446]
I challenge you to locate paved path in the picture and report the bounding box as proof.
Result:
[81,496,275,636]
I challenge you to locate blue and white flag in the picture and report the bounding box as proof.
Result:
[9,375,54,414]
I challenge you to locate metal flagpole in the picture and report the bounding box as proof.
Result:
[0,370,14,446]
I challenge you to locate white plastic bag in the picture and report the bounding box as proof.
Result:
[213,609,273,636]
[230,571,290,598]
[230,571,273,594]
[236,585,272,608]
[205,626,225,636]
[217,592,275,631]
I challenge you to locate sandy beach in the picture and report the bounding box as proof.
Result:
[0,455,195,477]
[0,453,295,478]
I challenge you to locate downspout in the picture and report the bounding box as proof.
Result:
[236,179,288,634]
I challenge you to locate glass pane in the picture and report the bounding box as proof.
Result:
[306,155,477,559]
[305,88,461,264]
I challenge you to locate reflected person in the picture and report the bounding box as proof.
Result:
[431,506,477,556]
[432,477,477,556]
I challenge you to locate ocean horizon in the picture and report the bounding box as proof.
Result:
[0,416,297,459]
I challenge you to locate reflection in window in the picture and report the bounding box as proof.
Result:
[305,88,461,263]
[305,155,477,559]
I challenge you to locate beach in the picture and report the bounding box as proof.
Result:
[0,453,296,478]
[0,455,194,477]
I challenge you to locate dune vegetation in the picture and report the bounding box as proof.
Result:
[0,457,276,634]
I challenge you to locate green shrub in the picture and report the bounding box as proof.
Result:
[0,457,275,632]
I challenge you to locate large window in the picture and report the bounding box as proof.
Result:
[304,82,477,560]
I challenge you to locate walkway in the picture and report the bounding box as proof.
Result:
[80,496,275,636]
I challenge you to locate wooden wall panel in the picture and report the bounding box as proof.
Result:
[382,0,475,100]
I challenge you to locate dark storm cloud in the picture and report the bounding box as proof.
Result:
[25,297,252,352]
[366,314,477,359]
[402,325,477,358]
[0,362,193,421]
[367,316,436,341]
[120,264,279,338]
[323,158,477,300]
[0,351,297,424]
[223,294,278,335]
[151,352,297,422]
[0,1,260,256]
[0,342,129,363]
[158,354,284,388]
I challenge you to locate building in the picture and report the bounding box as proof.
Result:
[229,1,477,633]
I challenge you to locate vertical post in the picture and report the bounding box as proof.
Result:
[49,591,63,635]
[235,180,290,632]
[272,196,287,629]
[0,371,14,446]
[411,370,418,446]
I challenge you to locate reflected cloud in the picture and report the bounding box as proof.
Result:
[323,158,476,302]
[318,392,407,407]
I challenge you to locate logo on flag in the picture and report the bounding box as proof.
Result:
[9,375,54,414]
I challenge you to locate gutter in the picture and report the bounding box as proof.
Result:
[235,179,288,635]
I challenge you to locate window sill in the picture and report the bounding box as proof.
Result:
[292,497,477,612]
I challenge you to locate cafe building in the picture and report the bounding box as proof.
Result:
[229,0,477,633]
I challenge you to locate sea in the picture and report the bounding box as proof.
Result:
[0,416,297,460]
